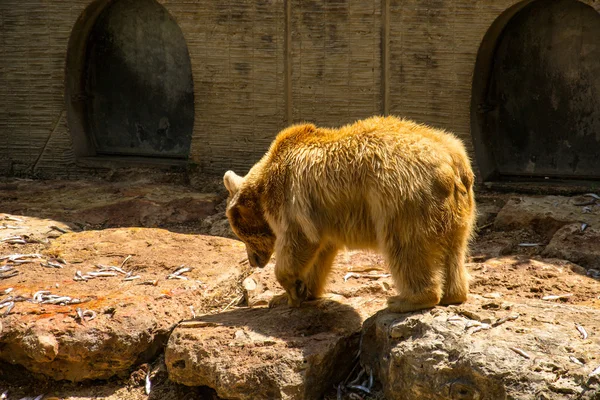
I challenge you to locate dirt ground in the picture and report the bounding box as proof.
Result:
[0,177,599,400]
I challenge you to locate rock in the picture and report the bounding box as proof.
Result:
[0,228,247,381]
[476,201,502,228]
[199,212,236,239]
[166,251,391,400]
[360,298,600,400]
[494,196,600,239]
[22,332,59,362]
[543,223,600,270]
[0,179,220,229]
[166,302,362,400]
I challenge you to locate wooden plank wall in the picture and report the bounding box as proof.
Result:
[2,0,597,177]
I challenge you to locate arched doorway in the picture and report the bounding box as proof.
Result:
[471,0,600,180]
[66,0,194,160]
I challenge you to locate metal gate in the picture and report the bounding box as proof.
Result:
[84,0,194,159]
[483,0,600,179]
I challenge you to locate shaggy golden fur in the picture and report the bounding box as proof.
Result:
[224,115,476,312]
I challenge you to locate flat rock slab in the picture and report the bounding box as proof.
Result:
[0,228,247,381]
[543,223,600,270]
[361,298,600,400]
[494,195,600,239]
[166,250,391,400]
[0,179,220,229]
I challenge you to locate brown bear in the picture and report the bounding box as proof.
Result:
[223,115,476,312]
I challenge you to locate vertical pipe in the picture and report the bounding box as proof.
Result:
[381,0,390,116]
[284,0,292,125]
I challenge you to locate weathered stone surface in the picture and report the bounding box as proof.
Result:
[0,179,220,230]
[361,296,600,400]
[166,302,361,400]
[0,228,247,381]
[494,195,600,238]
[543,223,600,270]
[166,251,391,400]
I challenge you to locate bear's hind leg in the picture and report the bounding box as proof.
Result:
[385,239,444,313]
[302,242,338,300]
[439,226,470,306]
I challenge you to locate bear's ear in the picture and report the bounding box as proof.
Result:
[223,170,244,196]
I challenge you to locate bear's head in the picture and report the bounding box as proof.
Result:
[223,170,275,268]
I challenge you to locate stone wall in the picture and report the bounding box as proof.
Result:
[0,0,598,178]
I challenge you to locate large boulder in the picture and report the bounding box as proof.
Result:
[361,297,600,400]
[494,195,600,239]
[0,228,247,381]
[166,251,392,400]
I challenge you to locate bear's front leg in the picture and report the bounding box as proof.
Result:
[269,228,320,308]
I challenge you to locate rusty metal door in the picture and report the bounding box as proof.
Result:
[84,0,194,159]
[484,0,600,178]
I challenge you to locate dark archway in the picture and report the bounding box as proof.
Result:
[471,0,600,180]
[66,0,194,160]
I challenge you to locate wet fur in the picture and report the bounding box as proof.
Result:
[224,115,476,312]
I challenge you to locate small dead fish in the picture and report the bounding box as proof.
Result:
[581,223,588,232]
[2,287,13,295]
[1,236,22,241]
[171,266,192,276]
[0,271,18,279]
[0,301,14,315]
[145,372,151,395]
[0,253,43,261]
[368,369,374,390]
[576,324,588,340]
[569,356,584,366]
[509,347,531,359]
[587,269,600,278]
[41,261,64,269]
[348,384,371,394]
[584,193,600,201]
[583,206,593,214]
[518,243,542,247]
[1,390,7,399]
[4,216,23,222]
[123,275,141,281]
[492,314,519,327]
[1,225,22,229]
[138,279,159,286]
[73,270,92,281]
[465,320,483,329]
[447,315,465,324]
[121,255,132,268]
[0,300,14,309]
[542,293,573,301]
[344,272,361,282]
[82,310,96,321]
[189,305,196,318]
[33,291,51,302]
[41,296,71,304]
[96,264,127,275]
[469,323,491,334]
[87,271,118,277]
[167,274,188,280]
[590,364,600,377]
[363,273,392,279]
[76,307,84,320]
[49,225,69,234]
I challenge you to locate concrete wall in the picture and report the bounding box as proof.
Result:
[0,0,598,178]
